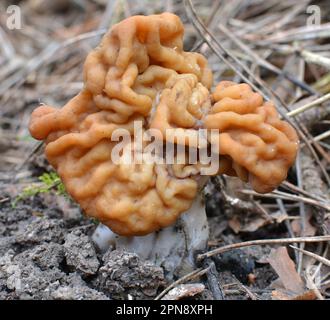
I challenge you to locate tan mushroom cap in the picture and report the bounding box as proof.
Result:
[205,81,299,193]
[29,13,298,236]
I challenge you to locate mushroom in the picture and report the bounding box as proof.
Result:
[29,13,298,277]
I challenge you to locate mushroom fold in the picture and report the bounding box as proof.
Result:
[29,13,298,236]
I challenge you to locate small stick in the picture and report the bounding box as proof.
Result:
[311,130,330,143]
[290,245,330,267]
[287,92,330,117]
[239,189,330,211]
[217,23,316,95]
[277,198,299,263]
[99,0,118,30]
[232,276,258,300]
[0,29,107,98]
[305,265,324,300]
[154,267,209,300]
[203,259,224,300]
[197,235,330,261]
[295,151,306,275]
[300,50,330,71]
[282,181,327,203]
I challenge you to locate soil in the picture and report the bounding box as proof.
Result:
[0,183,278,300]
[1,0,329,300]
[0,189,171,300]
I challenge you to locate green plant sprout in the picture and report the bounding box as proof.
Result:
[12,172,67,207]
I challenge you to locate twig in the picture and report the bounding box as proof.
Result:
[257,22,330,44]
[197,235,330,261]
[99,0,118,30]
[295,151,306,275]
[217,23,316,95]
[287,92,330,117]
[203,259,224,300]
[311,130,330,143]
[277,198,299,263]
[154,267,209,300]
[281,181,327,203]
[0,29,107,98]
[290,245,330,267]
[0,197,10,204]
[239,189,330,211]
[305,265,324,300]
[300,50,330,70]
[13,141,44,174]
[232,275,258,300]
[184,0,266,97]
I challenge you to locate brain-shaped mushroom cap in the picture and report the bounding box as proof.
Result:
[29,13,298,236]
[205,81,298,193]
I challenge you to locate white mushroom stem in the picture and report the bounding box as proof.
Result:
[92,192,209,278]
[91,223,117,253]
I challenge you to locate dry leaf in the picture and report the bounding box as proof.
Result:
[272,289,317,300]
[291,211,317,237]
[228,216,241,234]
[268,247,304,294]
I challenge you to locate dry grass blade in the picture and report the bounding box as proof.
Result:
[217,23,316,94]
[301,50,330,70]
[0,29,107,99]
[239,189,330,211]
[287,92,330,117]
[184,0,266,97]
[282,181,327,203]
[262,23,330,43]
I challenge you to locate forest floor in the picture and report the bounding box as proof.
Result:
[0,0,330,300]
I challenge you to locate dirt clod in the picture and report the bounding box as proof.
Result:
[95,250,166,300]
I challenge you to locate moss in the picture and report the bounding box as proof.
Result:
[12,172,67,207]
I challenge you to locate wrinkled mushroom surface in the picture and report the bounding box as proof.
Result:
[205,81,298,193]
[29,13,298,236]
